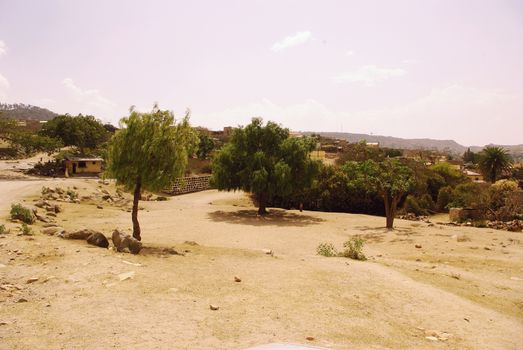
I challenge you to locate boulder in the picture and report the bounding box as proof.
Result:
[62,229,100,240]
[112,229,142,254]
[41,226,65,236]
[86,232,109,248]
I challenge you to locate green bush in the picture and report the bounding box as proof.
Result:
[316,242,337,257]
[436,186,453,212]
[20,223,33,235]
[0,224,8,234]
[403,195,426,216]
[340,237,367,261]
[66,189,78,200]
[10,204,35,224]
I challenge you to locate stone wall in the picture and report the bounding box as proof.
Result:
[166,175,212,195]
[449,207,484,222]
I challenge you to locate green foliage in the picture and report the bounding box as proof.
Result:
[0,224,8,235]
[316,242,337,257]
[10,204,35,224]
[0,117,62,155]
[66,189,78,200]
[436,186,453,212]
[20,223,33,236]
[448,182,489,209]
[430,162,467,187]
[336,140,383,164]
[196,131,215,159]
[106,107,198,193]
[211,118,320,214]
[341,237,367,260]
[403,194,435,216]
[463,148,479,164]
[40,114,110,153]
[478,146,513,183]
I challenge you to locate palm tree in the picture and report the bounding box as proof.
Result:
[478,146,513,183]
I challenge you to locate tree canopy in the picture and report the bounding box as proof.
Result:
[105,106,198,240]
[211,118,320,214]
[39,114,110,153]
[478,146,513,183]
[0,115,62,155]
[342,159,414,228]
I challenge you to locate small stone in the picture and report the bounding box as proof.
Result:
[425,336,438,341]
[118,271,135,281]
[16,298,28,303]
[306,337,315,341]
[234,276,241,283]
[484,247,491,251]
[209,304,219,311]
[415,244,422,249]
[262,249,273,255]
[26,277,39,284]
[97,205,103,209]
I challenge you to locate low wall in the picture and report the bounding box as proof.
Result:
[166,175,212,195]
[449,207,484,222]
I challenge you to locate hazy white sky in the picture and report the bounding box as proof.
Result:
[0,0,522,145]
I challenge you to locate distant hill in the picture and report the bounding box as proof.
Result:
[0,103,58,121]
[312,132,523,161]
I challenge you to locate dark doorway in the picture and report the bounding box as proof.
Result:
[72,163,77,174]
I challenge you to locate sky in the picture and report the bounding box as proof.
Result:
[0,0,522,146]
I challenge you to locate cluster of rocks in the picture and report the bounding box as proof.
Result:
[486,220,523,232]
[41,186,80,203]
[397,213,431,222]
[41,227,142,254]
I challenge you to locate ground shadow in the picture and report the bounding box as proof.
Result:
[208,209,325,227]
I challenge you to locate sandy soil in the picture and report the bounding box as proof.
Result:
[0,176,522,350]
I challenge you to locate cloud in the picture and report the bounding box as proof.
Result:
[353,85,523,145]
[61,78,117,116]
[271,31,312,52]
[402,59,418,64]
[197,98,338,131]
[0,40,6,58]
[346,50,354,56]
[334,65,407,86]
[0,73,9,101]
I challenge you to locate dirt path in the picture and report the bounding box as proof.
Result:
[0,179,522,349]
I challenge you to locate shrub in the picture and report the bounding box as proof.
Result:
[0,224,8,234]
[403,195,426,216]
[472,219,487,228]
[316,242,337,257]
[340,237,367,261]
[20,223,33,235]
[10,204,35,224]
[436,186,453,212]
[66,189,78,200]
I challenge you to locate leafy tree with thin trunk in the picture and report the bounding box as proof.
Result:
[211,118,320,215]
[343,159,414,229]
[478,146,513,183]
[105,106,198,241]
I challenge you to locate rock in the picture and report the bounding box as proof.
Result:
[62,229,99,240]
[26,277,39,284]
[234,276,242,283]
[112,229,142,254]
[16,298,28,303]
[122,260,142,267]
[46,212,57,217]
[306,337,315,341]
[415,244,422,249]
[86,232,109,248]
[484,247,492,251]
[118,271,135,281]
[42,223,58,228]
[209,304,219,311]
[35,213,49,223]
[262,249,273,255]
[54,204,63,213]
[35,200,47,208]
[41,226,65,236]
[96,205,103,209]
[0,321,10,326]
[425,336,438,341]
[184,240,199,246]
[102,194,112,201]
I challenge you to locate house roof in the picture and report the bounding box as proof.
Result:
[65,157,104,162]
[464,170,481,176]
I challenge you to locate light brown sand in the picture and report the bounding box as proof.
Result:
[0,178,522,349]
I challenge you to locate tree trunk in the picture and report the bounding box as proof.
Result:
[258,193,268,215]
[384,192,394,229]
[132,178,142,241]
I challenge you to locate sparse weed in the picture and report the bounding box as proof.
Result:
[0,224,8,235]
[340,237,367,261]
[20,223,33,236]
[10,204,35,224]
[316,242,337,257]
[67,189,78,200]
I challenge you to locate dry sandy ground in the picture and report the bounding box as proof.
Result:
[0,177,522,350]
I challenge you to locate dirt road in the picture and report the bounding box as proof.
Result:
[0,178,522,349]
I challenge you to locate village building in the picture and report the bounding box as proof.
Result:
[64,157,103,176]
[463,169,484,182]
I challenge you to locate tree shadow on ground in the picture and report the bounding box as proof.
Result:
[208,209,325,227]
[354,225,417,235]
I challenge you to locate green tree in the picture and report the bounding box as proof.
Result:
[211,118,320,215]
[478,146,513,183]
[343,159,414,229]
[0,116,62,155]
[40,114,110,154]
[463,147,478,164]
[196,131,215,159]
[105,106,198,240]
